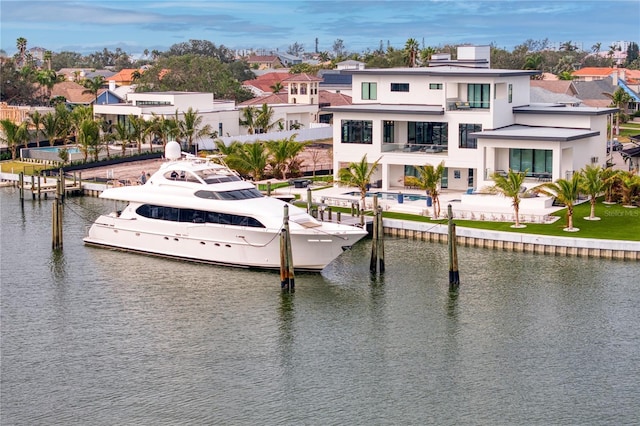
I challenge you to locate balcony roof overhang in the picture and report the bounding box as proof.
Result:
[513,105,618,116]
[322,104,444,115]
[472,125,599,142]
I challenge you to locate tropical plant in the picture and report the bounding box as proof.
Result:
[82,76,105,104]
[15,37,27,67]
[179,107,211,153]
[28,110,44,147]
[413,161,446,219]
[536,173,582,231]
[404,38,420,67]
[618,171,640,206]
[128,114,149,154]
[41,111,60,147]
[76,118,101,162]
[149,113,178,149]
[601,167,621,203]
[579,165,605,220]
[255,103,281,134]
[488,169,528,228]
[239,106,257,134]
[234,141,269,180]
[98,117,114,159]
[336,154,381,211]
[266,135,305,180]
[270,81,284,94]
[112,121,132,157]
[0,119,29,160]
[603,87,632,136]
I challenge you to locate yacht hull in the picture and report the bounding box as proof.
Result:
[84,214,366,271]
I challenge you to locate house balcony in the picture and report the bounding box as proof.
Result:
[382,143,448,154]
[446,99,490,111]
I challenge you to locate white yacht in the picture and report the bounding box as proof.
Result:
[84,142,368,271]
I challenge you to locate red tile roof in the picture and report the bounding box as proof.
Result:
[50,81,96,104]
[530,80,578,96]
[108,68,142,84]
[282,73,322,82]
[243,72,290,93]
[572,67,616,77]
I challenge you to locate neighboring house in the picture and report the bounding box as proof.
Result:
[50,81,96,105]
[323,46,615,192]
[246,55,283,69]
[530,80,579,97]
[242,72,290,96]
[318,70,353,96]
[93,92,240,145]
[572,67,618,82]
[276,52,303,67]
[57,68,116,82]
[336,60,365,71]
[107,68,142,86]
[530,87,583,106]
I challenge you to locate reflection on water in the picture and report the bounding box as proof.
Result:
[2,190,640,424]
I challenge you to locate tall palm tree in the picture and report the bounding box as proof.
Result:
[128,114,149,154]
[579,165,605,220]
[239,106,257,134]
[82,76,105,105]
[112,121,132,157]
[404,38,420,67]
[523,53,543,79]
[536,173,582,231]
[266,135,306,180]
[43,50,52,70]
[28,110,44,147]
[413,161,446,219]
[603,87,631,136]
[488,169,528,228]
[15,37,27,67]
[337,154,381,211]
[76,118,101,162]
[149,113,178,150]
[35,69,58,102]
[98,117,114,159]
[234,141,269,180]
[180,107,212,153]
[0,119,29,160]
[214,140,243,170]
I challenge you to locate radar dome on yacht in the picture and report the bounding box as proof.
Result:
[165,141,181,160]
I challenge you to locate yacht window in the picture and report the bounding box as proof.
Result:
[195,188,263,200]
[136,204,264,227]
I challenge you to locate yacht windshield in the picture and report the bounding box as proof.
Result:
[195,188,263,200]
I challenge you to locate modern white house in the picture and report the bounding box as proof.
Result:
[324,46,617,193]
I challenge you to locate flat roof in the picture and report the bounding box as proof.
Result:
[514,105,617,116]
[344,66,539,78]
[322,104,444,115]
[472,125,599,141]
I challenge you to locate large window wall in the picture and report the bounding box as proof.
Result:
[509,149,552,174]
[408,121,448,146]
[468,84,490,109]
[459,123,481,149]
[341,120,372,144]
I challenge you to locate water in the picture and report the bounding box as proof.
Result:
[2,189,639,425]
[31,145,82,154]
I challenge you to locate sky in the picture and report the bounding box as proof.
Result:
[1,0,638,57]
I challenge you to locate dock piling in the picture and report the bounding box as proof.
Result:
[280,205,295,292]
[447,204,460,291]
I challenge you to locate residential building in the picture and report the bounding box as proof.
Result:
[324,46,616,192]
[246,55,283,69]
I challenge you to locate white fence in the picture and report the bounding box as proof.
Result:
[198,126,333,149]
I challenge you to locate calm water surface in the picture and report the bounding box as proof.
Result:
[1,189,639,425]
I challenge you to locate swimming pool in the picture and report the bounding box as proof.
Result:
[35,146,82,154]
[343,191,428,201]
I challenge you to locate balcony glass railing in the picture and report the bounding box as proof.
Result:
[382,143,448,153]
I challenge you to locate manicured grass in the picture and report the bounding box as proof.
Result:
[0,161,49,175]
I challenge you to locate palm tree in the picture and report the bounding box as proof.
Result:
[128,114,148,154]
[488,169,528,228]
[603,87,632,136]
[28,110,44,147]
[255,103,281,134]
[404,38,420,67]
[98,117,114,159]
[43,50,52,70]
[234,141,269,180]
[557,71,575,81]
[180,107,211,153]
[579,165,605,220]
[266,135,306,180]
[0,119,29,160]
[41,111,60,147]
[523,53,543,79]
[239,106,258,134]
[76,118,101,162]
[536,174,582,231]
[413,161,446,219]
[618,171,640,207]
[214,139,243,170]
[600,167,620,204]
[269,81,284,94]
[15,37,27,67]
[82,76,105,105]
[112,121,132,157]
[149,113,178,150]
[337,154,381,211]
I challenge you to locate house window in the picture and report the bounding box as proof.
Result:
[391,83,410,92]
[509,149,552,174]
[408,121,448,145]
[429,83,443,90]
[459,123,481,149]
[362,82,377,100]
[383,121,395,143]
[468,83,490,108]
[341,120,372,144]
[300,83,307,95]
[508,84,513,103]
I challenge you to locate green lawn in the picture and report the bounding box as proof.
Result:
[0,161,49,175]
[373,199,640,241]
